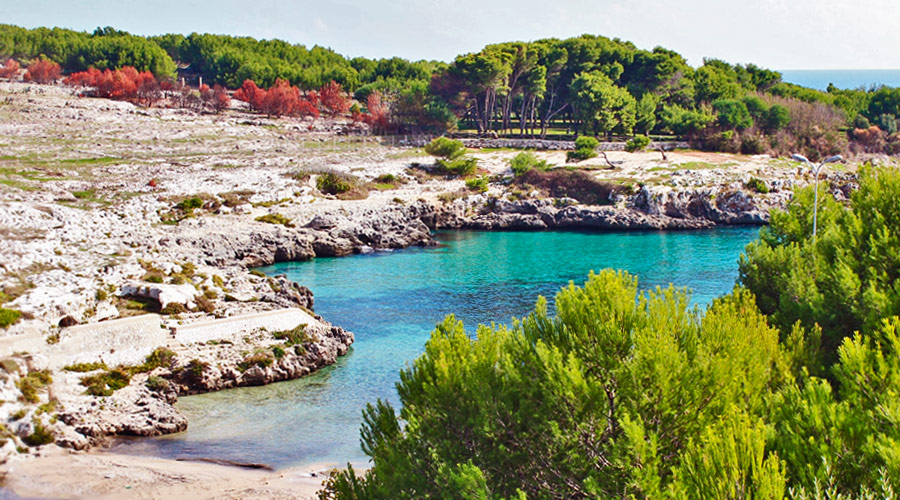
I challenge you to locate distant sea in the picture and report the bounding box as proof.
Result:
[779,69,900,91]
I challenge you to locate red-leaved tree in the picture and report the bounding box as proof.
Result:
[212,84,231,113]
[23,59,61,84]
[0,59,20,79]
[319,80,350,116]
[261,78,300,117]
[234,79,266,111]
[365,91,391,132]
[65,66,161,106]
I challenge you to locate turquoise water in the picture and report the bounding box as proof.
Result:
[110,228,760,469]
[780,69,900,91]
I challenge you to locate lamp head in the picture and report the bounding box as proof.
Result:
[791,154,810,163]
[823,155,843,164]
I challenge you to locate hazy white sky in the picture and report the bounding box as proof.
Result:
[2,0,898,69]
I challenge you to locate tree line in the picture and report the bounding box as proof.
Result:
[2,24,900,156]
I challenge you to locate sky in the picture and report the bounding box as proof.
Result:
[2,0,899,70]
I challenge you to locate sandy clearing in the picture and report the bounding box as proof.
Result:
[2,447,347,499]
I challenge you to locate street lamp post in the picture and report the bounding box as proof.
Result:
[791,153,843,243]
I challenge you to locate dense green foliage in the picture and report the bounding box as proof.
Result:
[566,136,599,162]
[425,137,479,177]
[624,134,650,152]
[0,24,175,76]
[321,167,900,498]
[740,165,900,359]
[509,152,551,176]
[0,307,22,329]
[322,271,794,499]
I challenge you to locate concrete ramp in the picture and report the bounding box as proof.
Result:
[48,314,167,369]
[173,308,316,345]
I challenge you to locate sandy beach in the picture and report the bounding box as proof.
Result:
[2,447,339,499]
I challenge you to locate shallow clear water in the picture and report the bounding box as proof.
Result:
[110,228,760,469]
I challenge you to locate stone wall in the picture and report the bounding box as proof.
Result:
[400,135,689,151]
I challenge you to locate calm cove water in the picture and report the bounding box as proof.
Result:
[110,228,760,469]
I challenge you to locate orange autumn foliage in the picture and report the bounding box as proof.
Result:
[23,59,61,84]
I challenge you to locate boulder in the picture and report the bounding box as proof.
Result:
[119,283,198,309]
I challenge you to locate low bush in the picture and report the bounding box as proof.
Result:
[567,137,601,163]
[574,136,599,150]
[255,213,295,227]
[63,362,108,372]
[745,177,769,193]
[145,376,170,392]
[509,152,551,176]
[194,295,216,314]
[186,359,209,378]
[17,370,52,403]
[435,157,478,177]
[625,134,651,152]
[465,176,489,193]
[237,352,274,372]
[161,302,187,315]
[0,307,22,329]
[566,148,597,163]
[424,137,466,160]
[81,368,131,396]
[22,421,54,447]
[317,172,353,195]
[142,347,177,371]
[273,324,310,346]
[515,169,621,206]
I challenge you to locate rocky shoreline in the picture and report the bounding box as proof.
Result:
[0,80,867,471]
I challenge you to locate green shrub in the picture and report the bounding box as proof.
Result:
[740,134,766,155]
[436,157,478,177]
[740,165,900,362]
[255,213,295,228]
[142,347,177,371]
[143,272,165,283]
[272,346,285,358]
[81,368,131,396]
[745,177,769,194]
[317,172,353,195]
[160,302,187,315]
[273,324,309,346]
[63,361,108,372]
[574,136,599,150]
[237,352,274,372]
[424,137,466,160]
[625,134,651,152]
[464,176,489,193]
[175,197,204,212]
[0,307,22,329]
[712,98,754,130]
[566,148,598,163]
[22,421,54,447]
[509,152,551,176]
[186,359,209,378]
[194,295,216,314]
[17,370,52,403]
[145,376,170,392]
[427,137,477,177]
[320,271,791,498]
